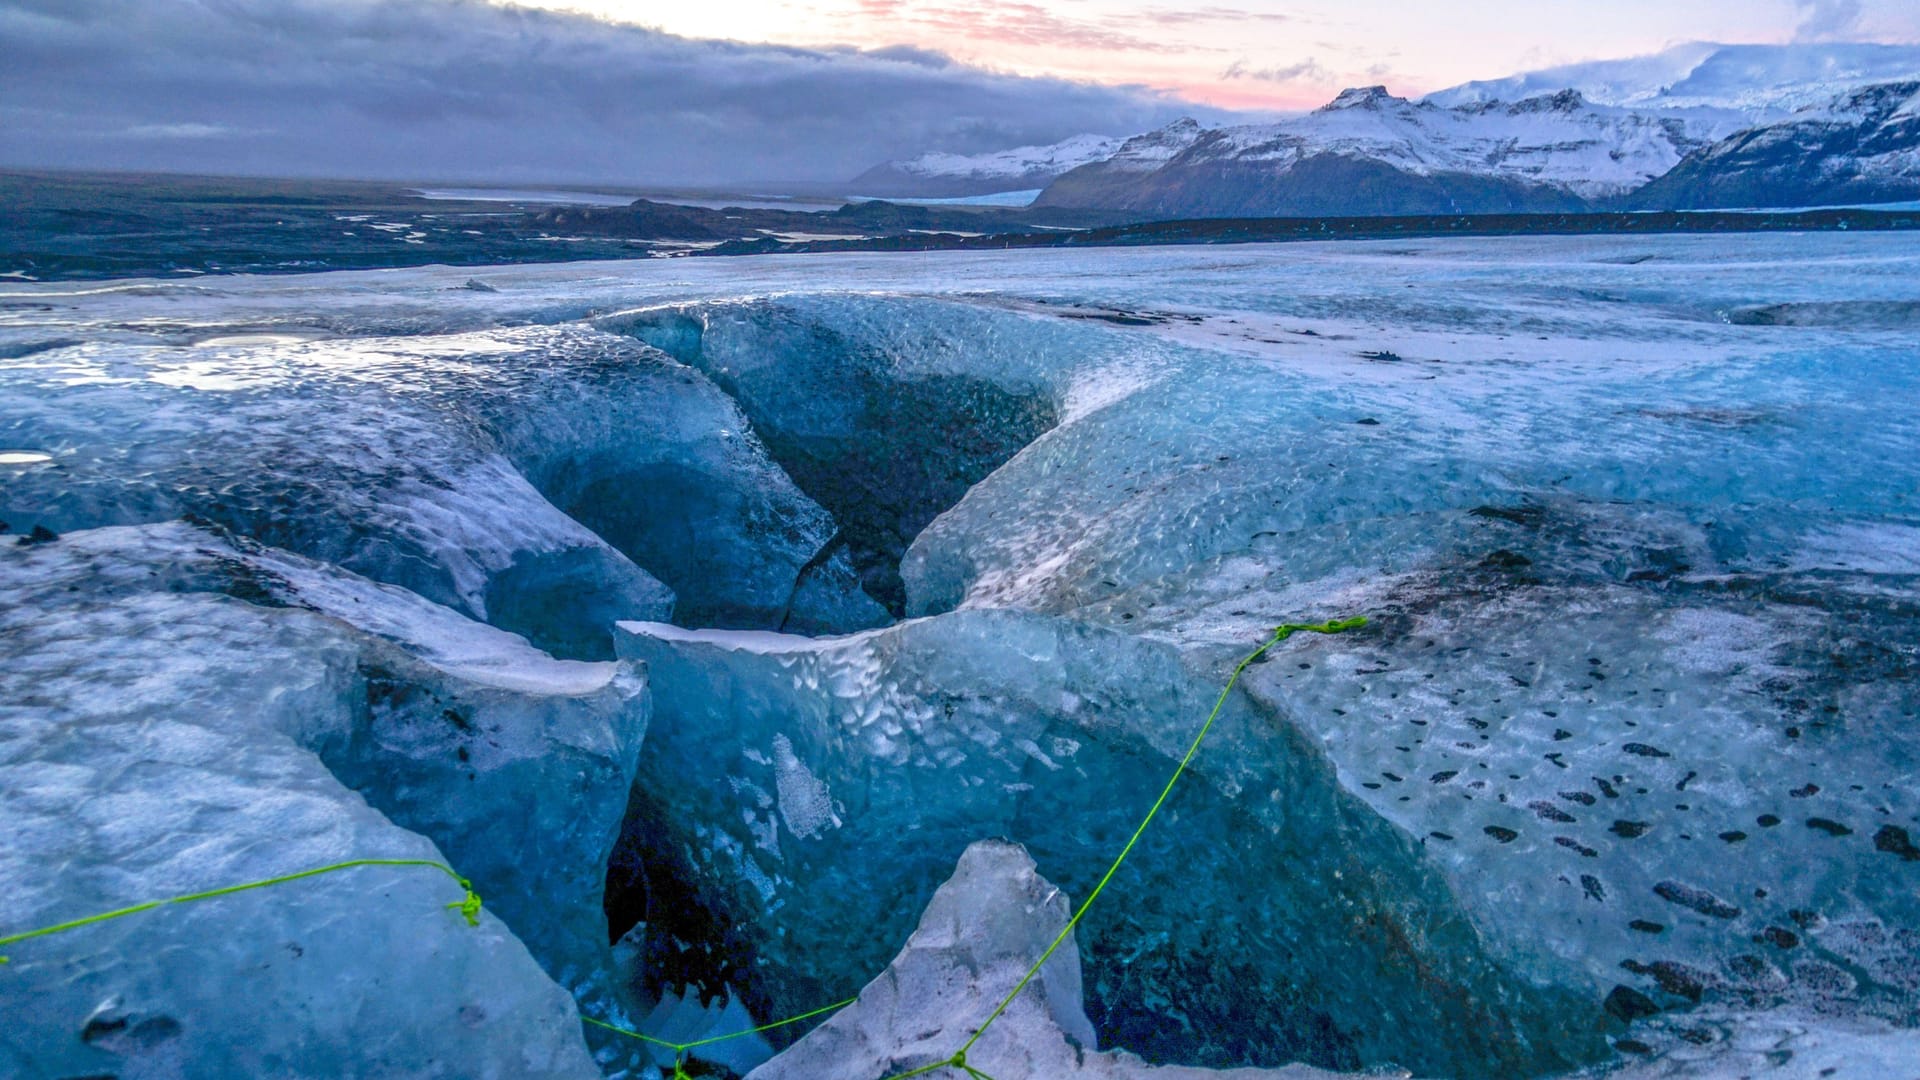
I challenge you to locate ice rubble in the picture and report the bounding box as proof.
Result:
[1577,1009,1920,1078]
[0,522,645,1078]
[750,840,1363,1080]
[760,841,1920,1080]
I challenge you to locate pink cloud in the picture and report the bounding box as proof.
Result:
[876,2,1187,53]
[1140,6,1293,27]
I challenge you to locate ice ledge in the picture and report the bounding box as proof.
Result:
[616,617,902,654]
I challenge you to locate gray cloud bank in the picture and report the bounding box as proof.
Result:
[1796,0,1865,42]
[0,0,1225,186]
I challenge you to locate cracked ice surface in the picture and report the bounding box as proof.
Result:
[4,232,1919,1077]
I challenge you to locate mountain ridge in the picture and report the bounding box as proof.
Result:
[1634,79,1920,209]
[860,42,1920,214]
[1425,41,1920,115]
[1033,86,1744,216]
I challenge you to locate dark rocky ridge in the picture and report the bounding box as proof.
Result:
[526,197,1122,240]
[1633,81,1920,210]
[695,207,1920,258]
[1038,150,1590,218]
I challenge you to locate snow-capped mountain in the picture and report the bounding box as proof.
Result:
[866,42,1920,217]
[1634,80,1920,209]
[1036,86,1745,217]
[1083,117,1208,172]
[849,132,1123,198]
[1426,42,1920,118]
[1014,118,1207,208]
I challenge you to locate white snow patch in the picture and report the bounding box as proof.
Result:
[617,619,893,654]
[1650,608,1785,677]
[881,133,1122,183]
[1425,41,1920,116]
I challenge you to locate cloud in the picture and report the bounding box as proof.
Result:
[876,3,1185,54]
[1793,0,1864,41]
[121,122,251,139]
[0,0,1233,186]
[844,1,1264,53]
[1140,6,1291,27]
[858,43,953,68]
[1222,57,1332,85]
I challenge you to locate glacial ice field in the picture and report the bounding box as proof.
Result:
[2,233,1918,1080]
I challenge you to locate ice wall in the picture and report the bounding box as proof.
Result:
[615,612,1601,1076]
[606,298,1073,614]
[0,325,884,657]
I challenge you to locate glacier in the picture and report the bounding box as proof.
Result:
[2,233,1919,1079]
[1424,41,1920,116]
[850,133,1126,199]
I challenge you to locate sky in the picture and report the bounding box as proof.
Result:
[533,0,1920,110]
[1,0,1917,187]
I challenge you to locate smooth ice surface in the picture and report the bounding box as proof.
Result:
[4,233,1918,1078]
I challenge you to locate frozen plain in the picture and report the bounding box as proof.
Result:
[2,234,1918,1079]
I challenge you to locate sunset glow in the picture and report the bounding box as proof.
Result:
[514,0,1920,109]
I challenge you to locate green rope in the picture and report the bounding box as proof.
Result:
[0,616,1364,1080]
[884,1053,969,1080]
[880,616,1366,1080]
[0,858,481,965]
[582,994,858,1055]
[578,618,1364,1080]
[597,616,1364,1080]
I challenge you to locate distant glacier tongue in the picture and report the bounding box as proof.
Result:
[3,234,1919,1079]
